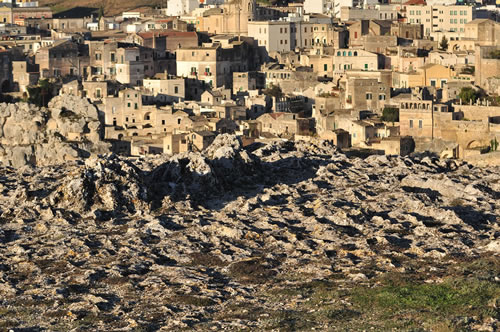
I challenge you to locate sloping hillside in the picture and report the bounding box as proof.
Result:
[41,0,164,16]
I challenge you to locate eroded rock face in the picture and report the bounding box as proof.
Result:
[0,135,498,330]
[0,96,109,167]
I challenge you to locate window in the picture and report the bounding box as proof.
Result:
[95,53,101,60]
[364,63,368,70]
[430,79,436,87]
[127,102,131,107]
[110,53,115,62]
[174,86,178,94]
[419,120,423,129]
[134,103,138,110]
[162,120,165,125]
[366,93,372,100]
[409,120,413,128]
[324,64,328,71]
[379,94,386,100]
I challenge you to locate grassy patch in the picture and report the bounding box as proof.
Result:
[351,275,500,329]
[171,295,216,307]
[228,257,278,284]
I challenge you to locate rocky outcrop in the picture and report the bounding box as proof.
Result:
[0,95,110,167]
[0,135,498,330]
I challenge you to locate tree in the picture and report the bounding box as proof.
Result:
[263,84,283,99]
[439,36,448,51]
[491,138,499,152]
[27,79,54,107]
[381,107,399,124]
[489,50,500,59]
[458,87,478,104]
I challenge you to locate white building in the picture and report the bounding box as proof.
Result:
[166,0,199,17]
[333,0,353,18]
[248,21,292,54]
[405,4,475,37]
[304,0,333,14]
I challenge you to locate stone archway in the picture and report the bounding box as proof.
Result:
[467,140,482,149]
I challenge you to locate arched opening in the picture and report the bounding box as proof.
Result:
[467,140,481,149]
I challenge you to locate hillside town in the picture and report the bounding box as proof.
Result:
[0,0,499,163]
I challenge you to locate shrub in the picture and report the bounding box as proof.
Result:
[381,107,399,123]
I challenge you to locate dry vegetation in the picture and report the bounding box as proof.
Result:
[40,0,163,16]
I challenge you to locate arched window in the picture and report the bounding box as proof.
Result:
[342,51,346,56]
[348,51,352,56]
[354,51,358,56]
[337,51,341,56]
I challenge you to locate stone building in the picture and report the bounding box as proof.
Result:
[86,41,156,86]
[261,63,317,93]
[475,45,500,91]
[12,60,38,93]
[35,40,82,78]
[143,76,186,103]
[333,49,379,74]
[348,20,392,48]
[344,77,390,111]
[257,112,313,137]
[176,40,255,88]
[404,4,475,37]
[248,20,347,54]
[390,22,423,40]
[396,96,497,159]
[232,71,265,94]
[196,0,256,36]
[130,31,198,52]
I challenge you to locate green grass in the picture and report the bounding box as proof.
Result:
[255,256,500,330]
[352,278,499,315]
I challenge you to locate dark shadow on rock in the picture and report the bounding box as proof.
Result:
[408,212,443,228]
[146,153,345,211]
[444,206,496,231]
[402,186,441,201]
[385,235,412,249]
[95,293,121,312]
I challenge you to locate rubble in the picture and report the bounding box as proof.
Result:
[0,135,498,330]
